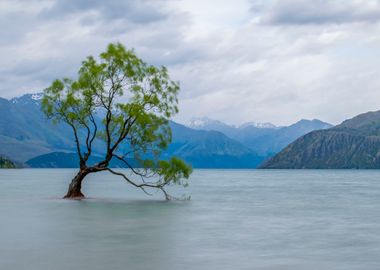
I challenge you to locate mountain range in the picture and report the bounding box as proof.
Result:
[187,117,332,156]
[261,110,380,169]
[0,93,332,168]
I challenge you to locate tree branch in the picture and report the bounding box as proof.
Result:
[112,154,157,180]
[106,168,172,200]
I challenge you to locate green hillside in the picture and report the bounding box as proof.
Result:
[261,111,380,169]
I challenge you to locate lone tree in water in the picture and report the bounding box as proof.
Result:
[42,43,192,199]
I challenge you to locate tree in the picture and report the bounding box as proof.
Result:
[0,156,16,168]
[42,43,192,199]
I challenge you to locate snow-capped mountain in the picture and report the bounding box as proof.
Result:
[10,93,43,106]
[239,122,278,129]
[187,117,277,130]
[184,116,332,155]
[187,117,233,130]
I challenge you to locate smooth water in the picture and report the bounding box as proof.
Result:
[1,169,380,270]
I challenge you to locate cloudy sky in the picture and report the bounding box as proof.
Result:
[1,0,380,126]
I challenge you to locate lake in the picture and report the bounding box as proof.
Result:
[1,169,380,270]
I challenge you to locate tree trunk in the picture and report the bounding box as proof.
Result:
[63,169,89,199]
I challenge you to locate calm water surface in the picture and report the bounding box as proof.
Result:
[1,169,380,270]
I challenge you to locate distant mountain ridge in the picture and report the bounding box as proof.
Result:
[261,110,380,169]
[1,93,332,168]
[0,93,264,168]
[0,94,78,162]
[166,122,263,168]
[187,117,278,130]
[239,122,278,129]
[185,117,332,156]
[25,122,265,168]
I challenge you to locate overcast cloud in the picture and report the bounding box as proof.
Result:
[1,0,380,126]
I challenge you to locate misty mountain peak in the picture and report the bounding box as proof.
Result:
[187,117,278,130]
[187,117,233,130]
[239,122,277,129]
[10,93,43,105]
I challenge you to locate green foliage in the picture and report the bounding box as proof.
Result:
[42,43,191,191]
[0,156,16,168]
[157,157,192,186]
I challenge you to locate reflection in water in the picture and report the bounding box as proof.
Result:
[1,169,380,270]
